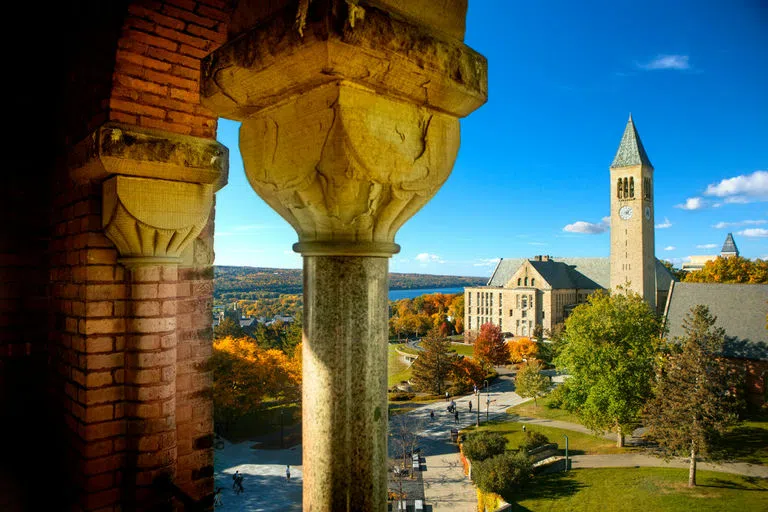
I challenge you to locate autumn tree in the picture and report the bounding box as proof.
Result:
[644,305,740,487]
[474,323,509,368]
[451,356,485,394]
[684,256,768,284]
[508,337,538,363]
[209,337,301,431]
[555,289,662,446]
[214,317,244,340]
[515,360,550,408]
[449,295,465,334]
[410,329,457,395]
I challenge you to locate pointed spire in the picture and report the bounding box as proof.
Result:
[610,114,653,168]
[721,233,739,257]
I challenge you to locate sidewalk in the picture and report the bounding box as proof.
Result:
[568,453,768,478]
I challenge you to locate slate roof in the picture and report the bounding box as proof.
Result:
[664,282,768,361]
[721,233,739,256]
[486,257,675,292]
[610,114,653,168]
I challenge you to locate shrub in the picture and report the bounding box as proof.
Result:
[472,450,533,496]
[390,392,415,401]
[546,384,567,409]
[518,431,549,451]
[462,431,507,462]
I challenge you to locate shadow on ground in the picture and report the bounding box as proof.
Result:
[502,471,586,509]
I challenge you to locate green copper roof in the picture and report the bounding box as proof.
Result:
[721,233,739,256]
[610,114,653,168]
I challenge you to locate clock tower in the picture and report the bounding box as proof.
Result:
[610,114,656,310]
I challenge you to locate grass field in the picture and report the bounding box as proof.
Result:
[388,343,413,387]
[450,342,474,358]
[507,467,768,511]
[507,393,583,425]
[720,412,768,465]
[461,419,631,456]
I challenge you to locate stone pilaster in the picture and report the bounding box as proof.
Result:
[202,2,486,510]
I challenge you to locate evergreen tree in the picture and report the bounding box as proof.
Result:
[410,329,457,394]
[644,305,740,487]
[214,317,244,339]
[474,323,509,368]
[515,360,550,408]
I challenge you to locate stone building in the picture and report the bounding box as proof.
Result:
[0,1,486,510]
[682,232,741,272]
[465,116,675,337]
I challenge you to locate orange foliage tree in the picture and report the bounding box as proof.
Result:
[473,323,509,368]
[685,256,767,284]
[508,337,539,363]
[210,336,302,428]
[451,356,485,392]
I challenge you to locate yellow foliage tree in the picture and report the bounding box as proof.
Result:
[210,336,301,428]
[508,337,539,363]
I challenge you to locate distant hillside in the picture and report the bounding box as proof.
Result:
[214,266,486,299]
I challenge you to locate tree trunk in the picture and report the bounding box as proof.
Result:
[616,423,624,448]
[688,445,697,487]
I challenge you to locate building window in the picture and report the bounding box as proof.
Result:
[542,311,545,320]
[617,177,622,199]
[531,278,535,286]
[524,277,528,286]
[629,177,635,198]
[468,294,471,306]
[522,297,528,308]
[516,295,520,308]
[468,318,471,329]
[517,278,521,286]
[499,309,502,316]
[522,310,527,318]
[509,309,513,317]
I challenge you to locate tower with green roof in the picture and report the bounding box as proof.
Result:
[609,114,656,310]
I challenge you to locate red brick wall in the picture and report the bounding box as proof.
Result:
[110,0,234,139]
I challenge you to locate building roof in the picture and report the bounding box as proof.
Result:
[610,114,653,169]
[664,282,768,361]
[721,232,739,256]
[487,256,675,292]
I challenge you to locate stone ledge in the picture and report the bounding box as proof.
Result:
[66,123,229,189]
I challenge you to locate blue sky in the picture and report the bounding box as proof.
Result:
[213,0,767,276]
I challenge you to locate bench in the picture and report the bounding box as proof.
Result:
[415,500,424,511]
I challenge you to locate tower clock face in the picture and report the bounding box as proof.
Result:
[645,206,651,220]
[619,206,633,220]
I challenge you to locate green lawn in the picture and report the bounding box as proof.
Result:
[507,393,583,425]
[450,342,474,358]
[462,419,631,455]
[388,343,413,387]
[507,467,768,511]
[719,412,768,465]
[394,343,419,355]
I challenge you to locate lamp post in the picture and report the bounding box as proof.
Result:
[484,379,490,422]
[563,434,569,472]
[475,385,480,427]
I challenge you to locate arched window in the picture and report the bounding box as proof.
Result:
[623,177,629,198]
[517,278,521,286]
[524,277,528,286]
[617,178,622,198]
[629,177,635,198]
[531,278,535,286]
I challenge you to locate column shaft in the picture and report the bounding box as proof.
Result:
[302,256,389,511]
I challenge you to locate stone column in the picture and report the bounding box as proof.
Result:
[69,123,227,507]
[202,2,486,510]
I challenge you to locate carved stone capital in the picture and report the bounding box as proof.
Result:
[239,83,459,256]
[102,176,213,263]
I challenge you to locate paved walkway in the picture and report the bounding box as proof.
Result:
[569,454,768,478]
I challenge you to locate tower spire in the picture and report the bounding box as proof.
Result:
[611,114,653,168]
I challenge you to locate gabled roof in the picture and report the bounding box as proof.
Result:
[721,232,739,256]
[610,114,653,169]
[664,282,768,361]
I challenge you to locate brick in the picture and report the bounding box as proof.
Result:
[158,283,177,298]
[131,283,158,299]
[196,4,230,23]
[170,64,200,81]
[110,111,139,125]
[84,404,114,423]
[114,73,169,97]
[83,386,125,405]
[122,29,178,51]
[85,336,114,353]
[82,318,126,335]
[146,46,199,69]
[82,439,113,459]
[125,368,161,384]
[125,15,157,34]
[162,365,177,382]
[86,266,115,282]
[131,402,162,418]
[167,110,208,127]
[136,448,176,469]
[128,4,186,31]
[82,454,124,476]
[83,472,114,493]
[85,371,114,387]
[133,317,176,333]
[81,421,125,442]
[165,0,197,12]
[118,48,174,72]
[111,84,141,101]
[186,23,226,44]
[198,0,230,10]
[169,87,201,107]
[109,98,166,119]
[140,92,196,113]
[145,69,197,91]
[126,334,161,351]
[86,284,126,301]
[134,301,161,317]
[85,249,117,265]
[132,265,161,282]
[86,301,113,317]
[163,4,218,28]
[139,116,193,135]
[155,26,210,50]
[161,301,177,316]
[127,383,174,402]
[179,43,209,59]
[132,350,176,368]
[86,352,125,369]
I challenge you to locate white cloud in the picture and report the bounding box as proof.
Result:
[638,54,690,70]
[713,219,767,229]
[415,253,445,264]
[704,171,768,203]
[664,246,676,251]
[655,217,672,229]
[528,242,547,246]
[696,243,718,249]
[737,228,768,237]
[473,258,500,267]
[563,217,609,234]
[675,197,706,210]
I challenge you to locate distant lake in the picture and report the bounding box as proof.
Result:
[388,287,465,301]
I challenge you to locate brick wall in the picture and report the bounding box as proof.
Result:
[110,0,233,138]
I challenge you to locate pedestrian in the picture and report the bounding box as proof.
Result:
[468,401,472,412]
[454,410,459,424]
[286,465,291,481]
[445,391,449,401]
[430,410,434,420]
[522,425,526,433]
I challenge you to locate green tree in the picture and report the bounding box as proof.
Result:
[660,259,688,281]
[472,451,533,497]
[684,256,768,284]
[515,360,550,408]
[555,289,662,446]
[410,329,457,394]
[474,323,509,368]
[214,317,244,339]
[461,431,507,461]
[643,305,740,487]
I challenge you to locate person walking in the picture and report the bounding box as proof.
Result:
[430,410,434,421]
[468,401,472,412]
[445,391,449,401]
[454,410,459,424]
[286,465,291,481]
